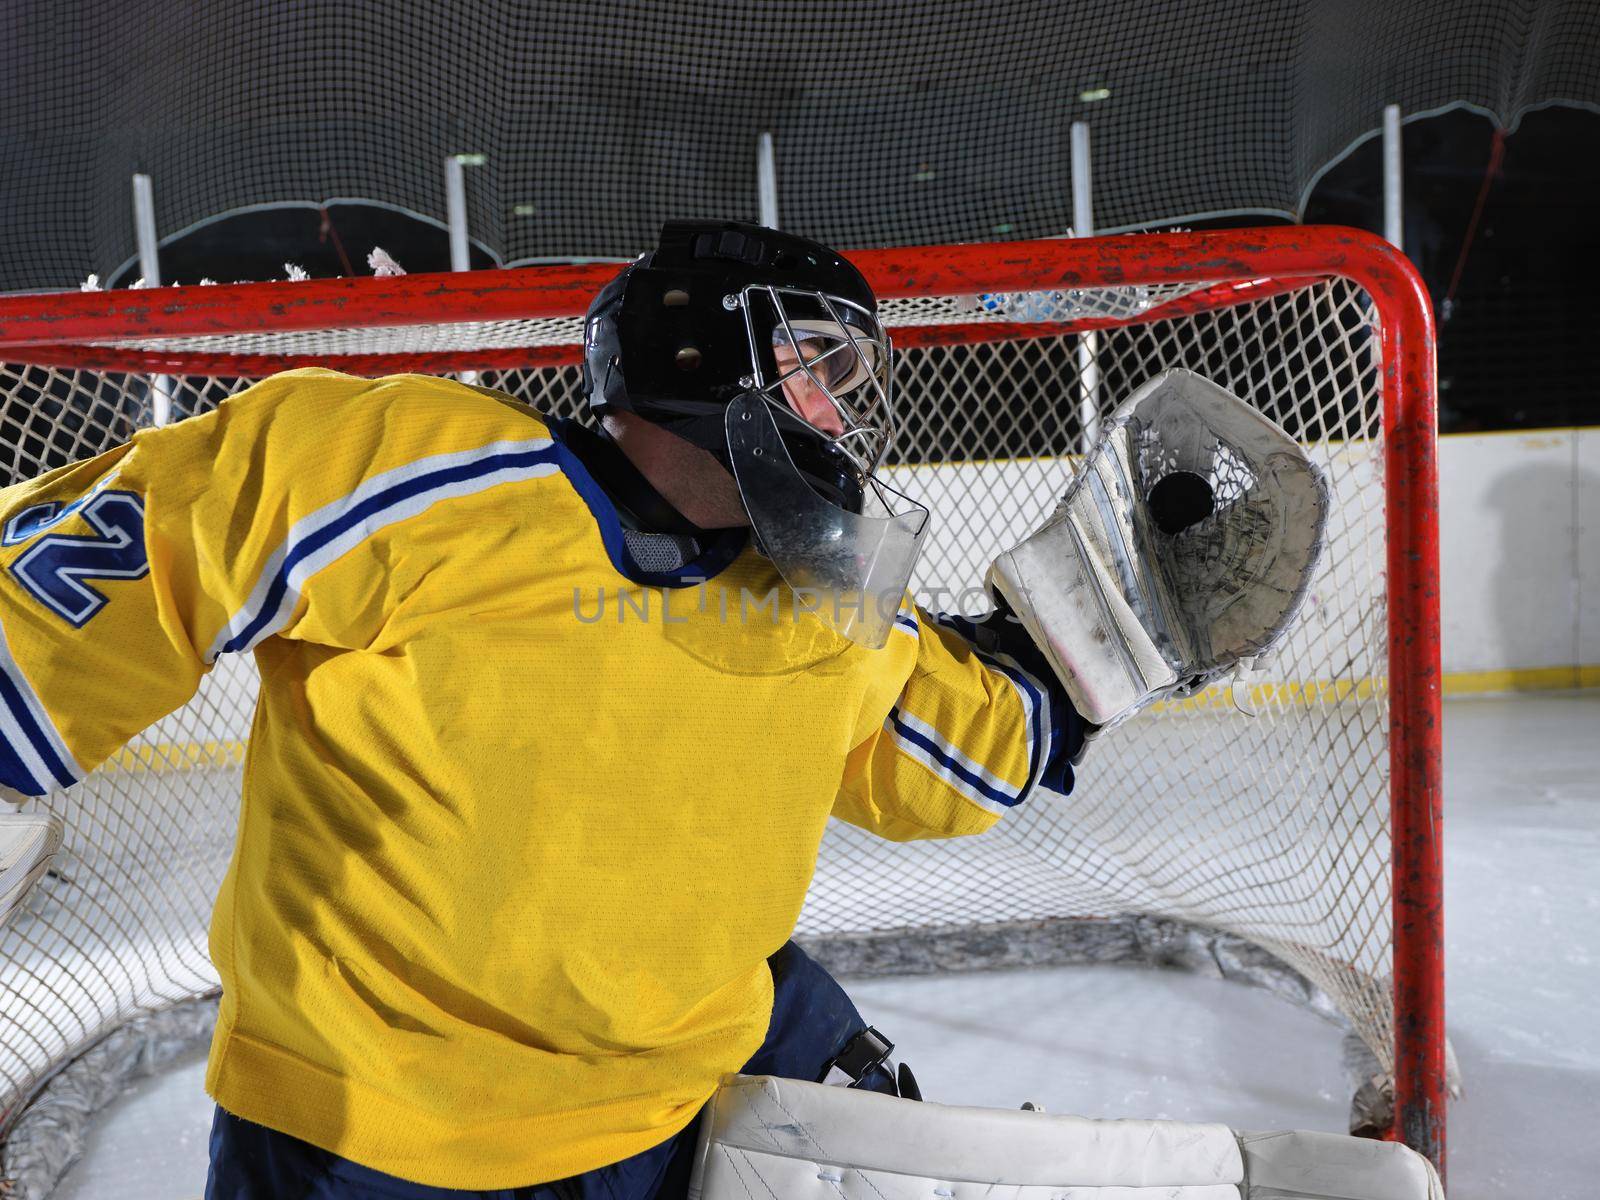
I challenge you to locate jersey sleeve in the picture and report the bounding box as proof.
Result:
[831,607,1084,842]
[0,368,557,796]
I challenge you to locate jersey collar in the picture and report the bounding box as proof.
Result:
[550,418,747,588]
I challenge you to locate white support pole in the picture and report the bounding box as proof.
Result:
[1070,123,1094,241]
[445,155,480,382]
[1382,104,1404,251]
[131,174,161,287]
[1069,123,1100,452]
[757,132,779,229]
[445,156,472,273]
[131,173,172,426]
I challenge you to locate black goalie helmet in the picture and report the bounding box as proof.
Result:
[583,220,928,647]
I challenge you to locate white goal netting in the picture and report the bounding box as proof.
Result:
[0,262,1418,1172]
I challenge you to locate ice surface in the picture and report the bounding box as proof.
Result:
[51,1050,210,1200]
[47,694,1600,1199]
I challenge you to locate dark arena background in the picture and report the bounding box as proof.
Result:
[0,4,1596,1198]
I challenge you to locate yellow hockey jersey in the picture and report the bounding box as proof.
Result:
[0,369,1070,1188]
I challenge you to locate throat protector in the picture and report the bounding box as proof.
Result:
[726,394,928,649]
[989,369,1329,728]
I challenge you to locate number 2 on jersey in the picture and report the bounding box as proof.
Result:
[4,490,149,627]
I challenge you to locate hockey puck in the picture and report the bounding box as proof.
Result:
[1148,470,1214,535]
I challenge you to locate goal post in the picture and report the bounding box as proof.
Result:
[0,226,1444,1180]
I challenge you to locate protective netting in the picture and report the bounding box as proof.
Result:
[0,273,1400,1167]
[8,0,1600,294]
[806,280,1394,1073]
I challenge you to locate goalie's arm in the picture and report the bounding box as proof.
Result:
[0,368,554,797]
[0,437,202,796]
[831,607,1084,842]
[0,374,400,795]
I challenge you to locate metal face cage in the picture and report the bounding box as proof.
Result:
[734,283,896,482]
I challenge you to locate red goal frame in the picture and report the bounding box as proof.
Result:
[0,225,1445,1174]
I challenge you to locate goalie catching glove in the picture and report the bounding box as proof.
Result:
[988,369,1329,731]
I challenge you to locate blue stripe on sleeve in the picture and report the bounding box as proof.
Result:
[984,655,1046,786]
[930,607,1082,800]
[220,446,560,656]
[886,706,1022,809]
[0,739,43,794]
[0,670,75,791]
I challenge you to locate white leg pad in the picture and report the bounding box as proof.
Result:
[0,811,61,929]
[1238,1129,1444,1199]
[688,1075,1442,1200]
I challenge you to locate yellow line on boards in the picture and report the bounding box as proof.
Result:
[1141,664,1597,715]
[91,666,1597,772]
[1149,677,1387,714]
[105,740,247,773]
[1442,665,1600,694]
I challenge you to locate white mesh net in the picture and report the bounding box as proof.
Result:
[0,271,1400,1147]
